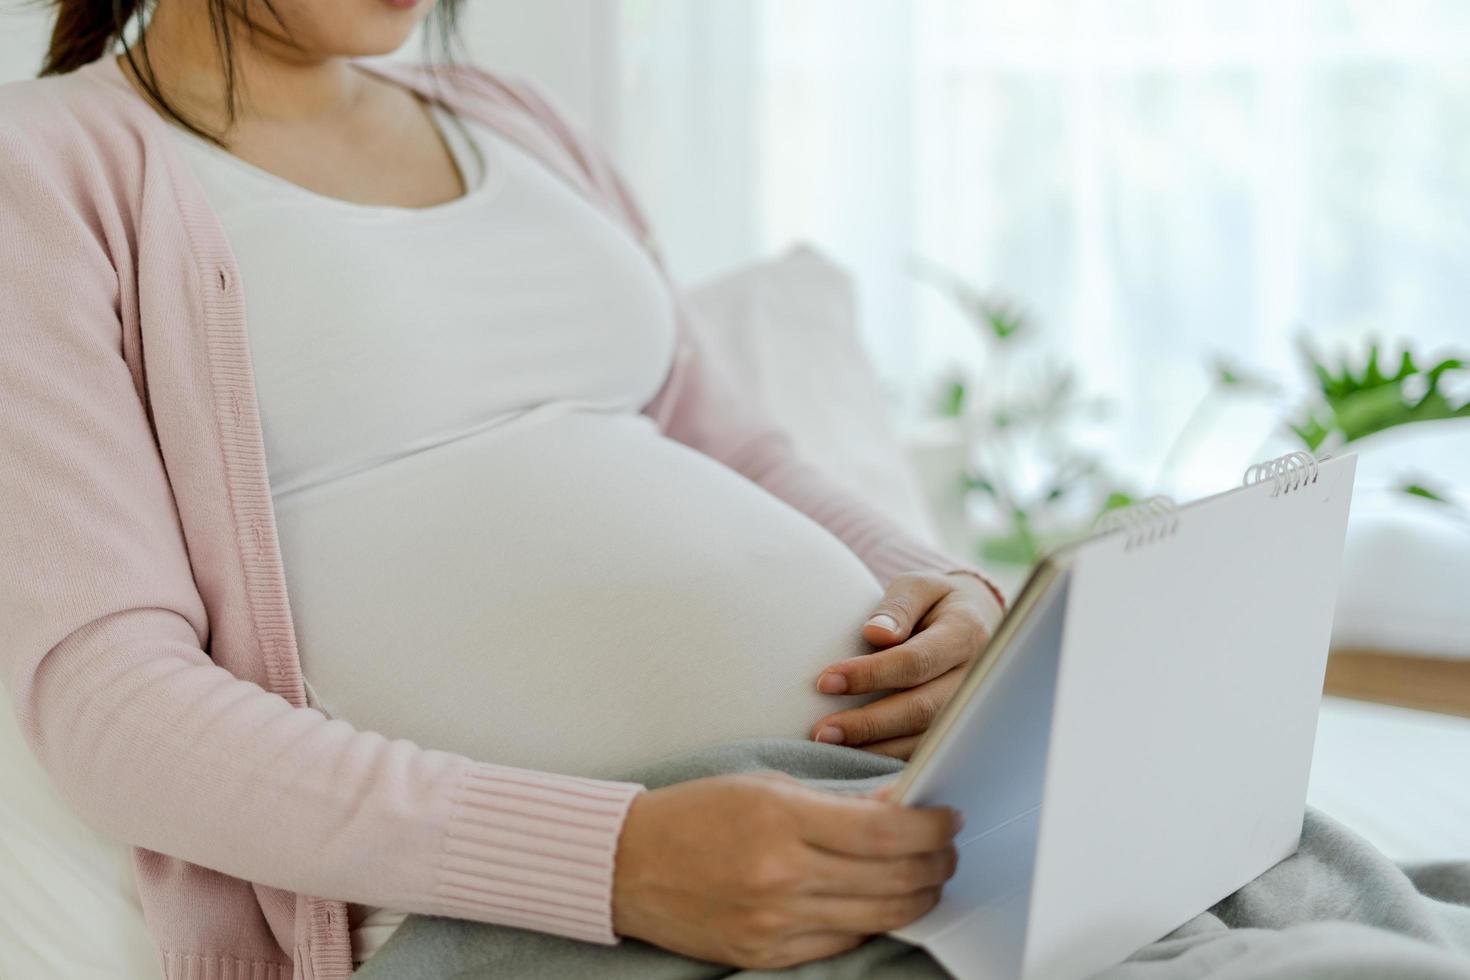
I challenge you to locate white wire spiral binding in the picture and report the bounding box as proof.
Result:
[1241,450,1322,497]
[1093,494,1180,551]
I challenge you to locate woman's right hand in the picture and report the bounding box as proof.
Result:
[611,771,963,969]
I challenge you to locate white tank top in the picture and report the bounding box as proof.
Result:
[171,100,884,962]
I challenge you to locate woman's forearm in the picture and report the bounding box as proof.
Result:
[11,604,644,942]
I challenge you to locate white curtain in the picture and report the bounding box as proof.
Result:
[614,0,1470,493]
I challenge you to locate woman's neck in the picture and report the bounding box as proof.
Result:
[125,1,370,132]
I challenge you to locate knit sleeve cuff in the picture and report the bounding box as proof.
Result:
[433,760,646,944]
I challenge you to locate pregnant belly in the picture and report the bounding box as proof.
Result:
[274,407,886,778]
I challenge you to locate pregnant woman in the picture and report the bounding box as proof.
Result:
[0,0,1004,976]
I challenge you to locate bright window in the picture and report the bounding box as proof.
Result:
[617,0,1470,494]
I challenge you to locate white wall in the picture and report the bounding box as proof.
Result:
[614,2,761,286]
[0,2,615,141]
[0,5,49,82]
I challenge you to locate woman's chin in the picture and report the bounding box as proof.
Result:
[298,0,435,58]
[328,29,424,59]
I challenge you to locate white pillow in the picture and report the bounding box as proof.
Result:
[0,689,158,979]
[1327,419,1470,660]
[683,244,942,546]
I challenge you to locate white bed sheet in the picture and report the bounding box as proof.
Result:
[1308,695,1470,862]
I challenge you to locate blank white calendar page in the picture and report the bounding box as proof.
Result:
[1021,455,1356,980]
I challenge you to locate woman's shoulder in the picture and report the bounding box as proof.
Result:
[0,61,170,286]
[0,59,154,182]
[0,63,84,118]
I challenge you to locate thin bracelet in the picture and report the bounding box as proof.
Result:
[941,567,1009,615]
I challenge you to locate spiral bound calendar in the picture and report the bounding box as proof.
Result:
[888,452,1357,980]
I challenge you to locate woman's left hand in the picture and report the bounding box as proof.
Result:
[810,571,1005,760]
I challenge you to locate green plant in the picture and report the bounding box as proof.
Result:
[910,256,1140,567]
[1289,342,1470,452]
[1285,341,1470,524]
[913,256,1470,568]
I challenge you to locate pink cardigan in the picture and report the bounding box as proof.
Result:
[0,55,996,980]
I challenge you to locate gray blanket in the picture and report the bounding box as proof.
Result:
[353,738,1470,980]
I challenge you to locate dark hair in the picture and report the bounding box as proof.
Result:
[39,0,463,144]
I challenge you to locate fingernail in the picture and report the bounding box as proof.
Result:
[952,808,966,833]
[866,613,899,633]
[815,726,845,745]
[817,672,848,695]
